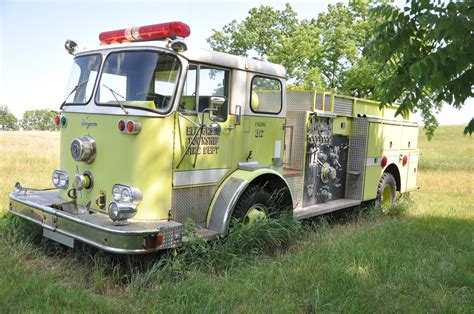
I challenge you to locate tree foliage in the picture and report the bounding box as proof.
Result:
[365,1,474,139]
[0,105,19,131]
[21,109,57,131]
[207,2,386,94]
[208,1,472,138]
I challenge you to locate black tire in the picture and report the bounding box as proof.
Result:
[375,173,397,211]
[232,184,272,222]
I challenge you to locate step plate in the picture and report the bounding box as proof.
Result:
[293,199,361,220]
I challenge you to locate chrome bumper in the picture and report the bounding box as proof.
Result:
[8,191,183,254]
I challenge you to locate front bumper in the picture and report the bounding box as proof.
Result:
[8,191,183,254]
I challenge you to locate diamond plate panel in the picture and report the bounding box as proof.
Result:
[160,224,183,249]
[333,97,353,115]
[171,185,217,225]
[284,111,307,169]
[287,92,313,112]
[285,174,304,208]
[345,117,369,200]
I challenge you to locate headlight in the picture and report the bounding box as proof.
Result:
[111,184,142,205]
[121,189,131,202]
[108,202,137,223]
[112,186,122,201]
[108,202,120,221]
[52,172,60,186]
[52,170,68,189]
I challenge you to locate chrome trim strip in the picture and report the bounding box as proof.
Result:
[366,155,401,167]
[366,117,419,127]
[366,157,381,167]
[173,168,230,186]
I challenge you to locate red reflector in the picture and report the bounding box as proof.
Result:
[99,21,190,44]
[381,156,388,168]
[402,155,408,166]
[54,115,61,126]
[126,121,135,133]
[118,120,125,132]
[156,234,164,246]
[143,234,163,250]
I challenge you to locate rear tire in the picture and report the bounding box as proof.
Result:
[376,173,397,212]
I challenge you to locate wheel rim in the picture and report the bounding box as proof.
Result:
[381,185,393,212]
[244,204,268,224]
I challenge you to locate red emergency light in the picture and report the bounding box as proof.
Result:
[99,21,190,44]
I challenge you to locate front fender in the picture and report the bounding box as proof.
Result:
[206,168,287,234]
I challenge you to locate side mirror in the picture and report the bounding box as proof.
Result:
[209,96,226,122]
[210,96,225,108]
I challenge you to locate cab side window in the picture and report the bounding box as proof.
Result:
[180,64,230,121]
[250,76,282,114]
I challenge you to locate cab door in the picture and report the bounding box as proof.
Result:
[172,64,235,187]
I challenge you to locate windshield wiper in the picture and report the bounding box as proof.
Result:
[60,79,89,109]
[102,84,129,115]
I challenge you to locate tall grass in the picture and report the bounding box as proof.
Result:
[0,131,59,213]
[129,214,303,291]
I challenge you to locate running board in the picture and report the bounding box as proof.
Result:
[181,227,221,243]
[293,199,361,220]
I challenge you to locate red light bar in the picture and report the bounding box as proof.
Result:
[99,21,190,44]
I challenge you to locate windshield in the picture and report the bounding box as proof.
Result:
[96,51,181,113]
[64,54,101,104]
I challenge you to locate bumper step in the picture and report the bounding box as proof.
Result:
[9,191,184,254]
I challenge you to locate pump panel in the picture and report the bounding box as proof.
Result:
[303,114,349,207]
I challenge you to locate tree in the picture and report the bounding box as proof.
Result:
[208,2,387,96]
[366,1,474,138]
[0,105,19,131]
[21,109,57,131]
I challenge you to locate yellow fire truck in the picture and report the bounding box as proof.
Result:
[8,22,419,253]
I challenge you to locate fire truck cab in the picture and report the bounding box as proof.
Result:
[8,22,419,253]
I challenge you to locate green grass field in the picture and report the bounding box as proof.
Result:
[0,126,472,312]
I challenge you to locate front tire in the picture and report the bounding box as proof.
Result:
[376,173,397,212]
[233,185,271,224]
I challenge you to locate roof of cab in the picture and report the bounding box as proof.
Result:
[76,41,287,79]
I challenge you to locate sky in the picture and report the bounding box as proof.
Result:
[0,0,472,125]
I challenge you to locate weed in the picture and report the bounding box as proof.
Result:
[129,213,303,292]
